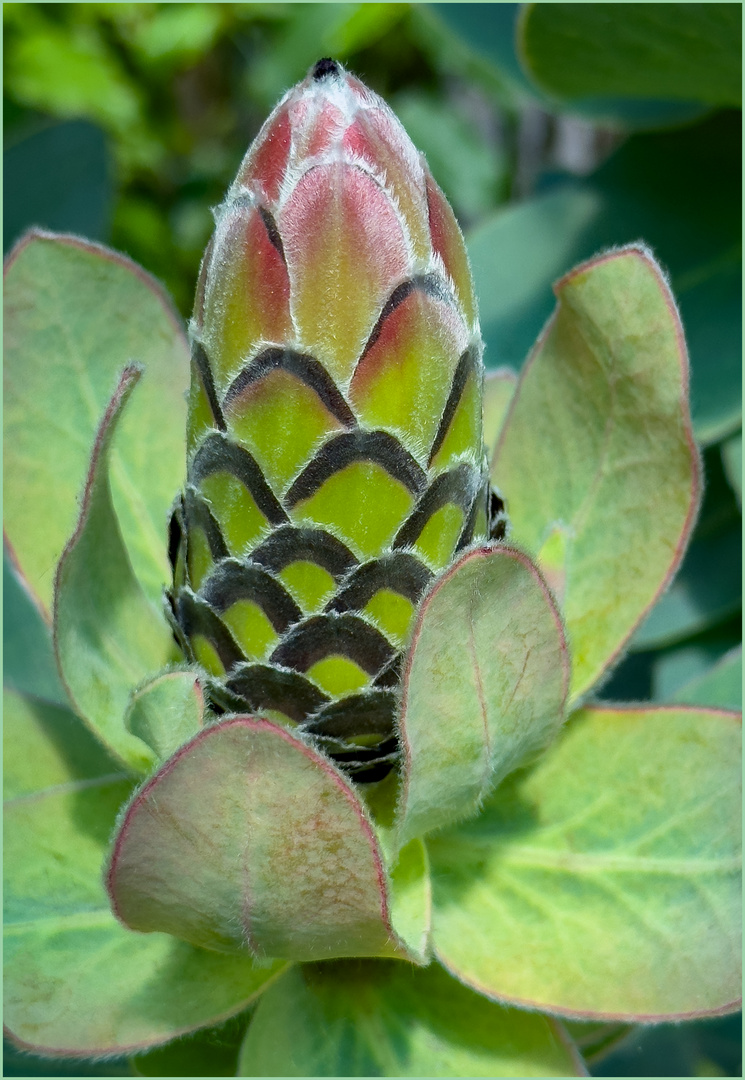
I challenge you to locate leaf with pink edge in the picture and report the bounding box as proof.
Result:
[53,367,175,771]
[395,545,569,848]
[4,747,284,1057]
[237,960,585,1077]
[107,716,418,963]
[4,230,188,616]
[493,246,700,701]
[429,706,741,1020]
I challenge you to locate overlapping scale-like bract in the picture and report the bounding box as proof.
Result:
[169,59,502,779]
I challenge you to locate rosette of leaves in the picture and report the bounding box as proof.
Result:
[4,61,741,1078]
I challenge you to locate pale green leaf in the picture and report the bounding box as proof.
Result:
[107,717,414,963]
[493,246,699,700]
[430,706,741,1019]
[3,686,121,802]
[4,230,188,615]
[124,669,205,764]
[519,3,741,107]
[237,961,584,1077]
[396,545,569,847]
[53,366,175,772]
[4,777,285,1057]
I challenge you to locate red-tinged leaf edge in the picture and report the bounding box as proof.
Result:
[494,244,702,700]
[396,543,571,841]
[2,967,285,1062]
[437,704,742,1023]
[106,715,425,963]
[437,958,742,1025]
[51,365,144,770]
[2,534,49,628]
[3,228,186,340]
[3,228,187,624]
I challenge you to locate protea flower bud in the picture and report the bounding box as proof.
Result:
[167,59,500,779]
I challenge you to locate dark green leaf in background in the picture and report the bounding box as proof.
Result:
[432,2,709,126]
[722,431,742,507]
[394,90,507,222]
[3,549,66,707]
[632,446,742,651]
[3,120,111,252]
[671,647,743,711]
[652,636,742,706]
[470,111,742,445]
[593,1013,743,1077]
[519,3,742,108]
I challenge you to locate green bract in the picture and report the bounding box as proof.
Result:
[3,60,741,1076]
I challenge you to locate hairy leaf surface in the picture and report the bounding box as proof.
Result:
[430,706,742,1020]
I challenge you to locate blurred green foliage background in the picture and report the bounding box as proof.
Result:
[3,3,742,1077]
